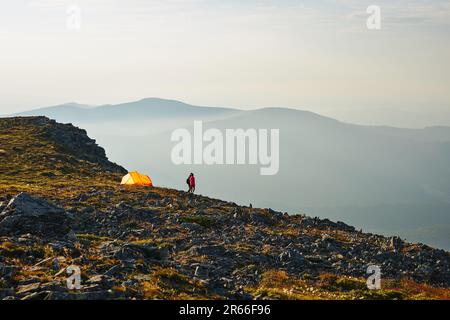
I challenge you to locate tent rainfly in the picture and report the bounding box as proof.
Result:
[120,171,153,186]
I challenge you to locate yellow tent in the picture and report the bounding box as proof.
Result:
[120,171,153,186]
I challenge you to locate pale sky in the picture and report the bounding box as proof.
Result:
[1,0,450,127]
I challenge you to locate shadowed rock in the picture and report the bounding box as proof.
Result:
[0,192,72,238]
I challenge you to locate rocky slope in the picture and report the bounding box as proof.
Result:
[0,117,449,300]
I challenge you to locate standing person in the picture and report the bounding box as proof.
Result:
[187,173,196,193]
[186,174,191,192]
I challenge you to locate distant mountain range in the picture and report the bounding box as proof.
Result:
[18,98,237,122]
[10,98,450,250]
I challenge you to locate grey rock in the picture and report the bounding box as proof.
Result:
[181,222,203,232]
[0,193,72,238]
[189,245,227,256]
[0,264,16,280]
[0,289,15,300]
[115,243,168,262]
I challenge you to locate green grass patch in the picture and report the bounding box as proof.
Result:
[180,215,217,228]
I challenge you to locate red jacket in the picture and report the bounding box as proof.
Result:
[189,175,196,188]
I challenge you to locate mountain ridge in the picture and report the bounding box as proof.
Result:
[10,97,450,131]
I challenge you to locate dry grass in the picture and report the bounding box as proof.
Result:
[140,267,210,300]
[246,270,450,300]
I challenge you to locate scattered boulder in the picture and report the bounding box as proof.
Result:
[0,193,72,238]
[0,289,14,300]
[189,245,227,257]
[0,263,15,280]
[114,243,168,262]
